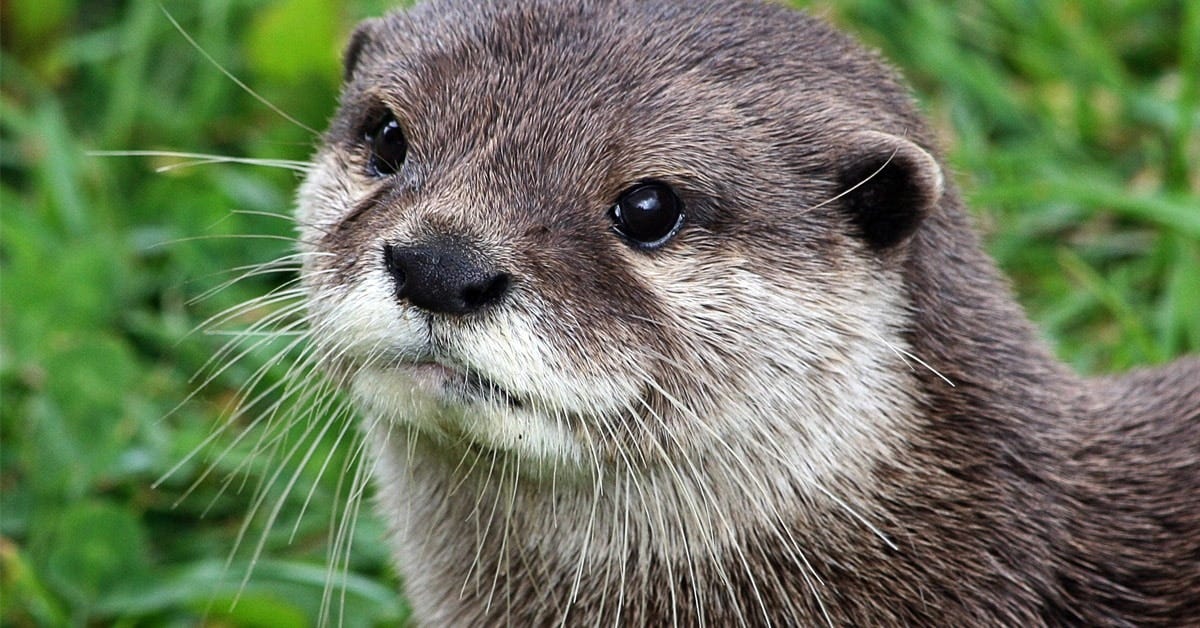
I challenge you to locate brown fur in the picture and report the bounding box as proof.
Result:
[297,0,1200,625]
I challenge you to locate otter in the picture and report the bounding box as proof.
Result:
[291,0,1200,624]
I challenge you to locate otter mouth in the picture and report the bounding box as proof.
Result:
[382,357,524,409]
[454,366,525,408]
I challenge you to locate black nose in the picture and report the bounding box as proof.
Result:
[382,237,511,315]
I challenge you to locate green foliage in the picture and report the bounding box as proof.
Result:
[1,0,1195,625]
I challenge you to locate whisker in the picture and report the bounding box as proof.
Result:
[88,150,311,172]
[804,146,900,213]
[229,209,340,239]
[871,331,955,387]
[160,7,320,136]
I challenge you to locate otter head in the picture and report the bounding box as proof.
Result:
[297,0,946,496]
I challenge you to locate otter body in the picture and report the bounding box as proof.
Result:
[295,0,1200,624]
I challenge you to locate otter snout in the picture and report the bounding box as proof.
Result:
[382,237,511,315]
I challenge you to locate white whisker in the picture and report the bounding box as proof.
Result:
[88,150,311,172]
[159,7,320,136]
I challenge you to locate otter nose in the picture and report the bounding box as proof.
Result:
[382,238,511,315]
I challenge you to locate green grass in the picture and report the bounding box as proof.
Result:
[1,0,1196,625]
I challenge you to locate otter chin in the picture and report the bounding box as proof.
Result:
[292,0,1200,624]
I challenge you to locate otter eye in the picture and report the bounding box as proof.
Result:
[609,182,684,249]
[365,114,407,176]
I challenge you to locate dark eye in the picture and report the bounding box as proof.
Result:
[365,114,407,176]
[609,182,684,248]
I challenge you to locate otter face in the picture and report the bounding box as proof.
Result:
[297,0,944,487]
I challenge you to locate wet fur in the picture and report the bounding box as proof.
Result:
[292,0,1200,625]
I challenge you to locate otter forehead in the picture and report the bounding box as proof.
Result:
[328,0,922,217]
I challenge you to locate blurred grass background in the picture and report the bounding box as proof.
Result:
[1,0,1196,625]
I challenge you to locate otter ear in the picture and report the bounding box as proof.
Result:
[343,19,380,82]
[837,131,944,251]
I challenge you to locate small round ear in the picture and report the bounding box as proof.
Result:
[837,131,945,251]
[343,19,380,83]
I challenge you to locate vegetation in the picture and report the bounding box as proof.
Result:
[2,0,1195,625]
